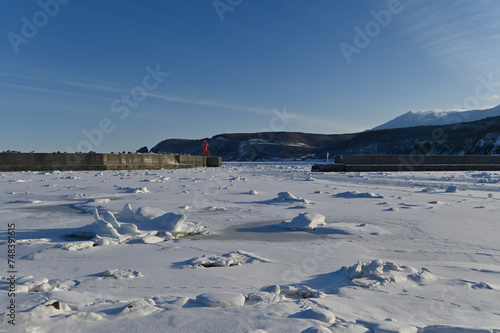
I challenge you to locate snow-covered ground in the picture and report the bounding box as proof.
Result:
[1,162,499,332]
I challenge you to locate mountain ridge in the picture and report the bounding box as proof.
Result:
[371,104,500,131]
[147,115,500,161]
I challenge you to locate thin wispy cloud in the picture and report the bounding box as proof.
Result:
[57,80,122,93]
[0,71,124,95]
[0,82,114,101]
[147,92,345,131]
[400,1,500,74]
[1,68,346,132]
[1,71,287,117]
[147,92,280,116]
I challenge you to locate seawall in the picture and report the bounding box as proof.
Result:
[0,152,221,172]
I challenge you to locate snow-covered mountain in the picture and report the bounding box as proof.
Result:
[371,104,500,131]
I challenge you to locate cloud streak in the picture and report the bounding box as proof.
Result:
[147,92,275,116]
[0,82,114,101]
[399,1,500,74]
[1,71,343,135]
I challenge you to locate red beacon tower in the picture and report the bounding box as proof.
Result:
[202,140,210,156]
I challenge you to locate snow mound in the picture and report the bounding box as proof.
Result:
[134,206,167,222]
[461,281,493,290]
[30,300,72,315]
[66,205,207,242]
[16,277,77,293]
[119,299,161,317]
[280,212,326,230]
[124,204,208,236]
[280,285,324,298]
[300,307,336,323]
[190,250,271,268]
[115,186,150,193]
[254,284,323,300]
[61,241,95,251]
[101,268,143,279]
[248,189,258,195]
[191,253,241,268]
[141,176,170,182]
[7,199,42,204]
[334,191,384,199]
[203,206,227,211]
[120,203,136,222]
[340,259,437,288]
[172,223,208,237]
[277,191,298,200]
[273,191,310,204]
[246,291,285,304]
[66,209,128,240]
[445,185,458,193]
[230,176,248,182]
[477,178,500,184]
[196,292,246,308]
[151,212,186,231]
[135,235,165,244]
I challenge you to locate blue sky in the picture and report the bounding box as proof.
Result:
[1,0,500,152]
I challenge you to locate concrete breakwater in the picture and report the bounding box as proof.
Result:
[0,152,222,172]
[312,155,500,172]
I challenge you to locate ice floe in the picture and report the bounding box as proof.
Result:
[272,191,311,204]
[300,307,336,324]
[100,268,143,279]
[196,292,246,308]
[115,185,150,193]
[189,250,272,268]
[119,299,162,317]
[16,277,78,293]
[280,212,326,230]
[339,259,438,288]
[64,204,207,247]
[334,191,384,199]
[445,185,458,193]
[250,284,323,300]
